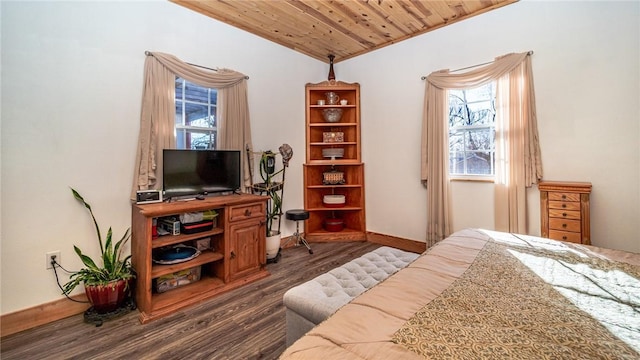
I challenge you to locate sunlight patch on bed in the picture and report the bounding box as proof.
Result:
[507,248,640,352]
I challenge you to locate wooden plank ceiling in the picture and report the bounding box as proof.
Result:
[171,0,518,63]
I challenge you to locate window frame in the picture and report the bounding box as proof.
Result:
[447,83,496,181]
[174,77,218,150]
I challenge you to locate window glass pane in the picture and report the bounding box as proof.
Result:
[449,132,464,152]
[465,151,493,175]
[185,103,210,127]
[209,106,217,127]
[189,131,216,150]
[466,101,494,125]
[448,92,468,127]
[175,78,184,99]
[209,90,217,104]
[184,81,208,103]
[449,152,465,174]
[466,128,494,151]
[176,129,186,149]
[175,102,184,125]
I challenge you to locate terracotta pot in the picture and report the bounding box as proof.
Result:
[84,279,130,313]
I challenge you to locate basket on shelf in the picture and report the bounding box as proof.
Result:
[323,132,344,143]
[323,169,345,185]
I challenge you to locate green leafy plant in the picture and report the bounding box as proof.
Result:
[62,188,134,295]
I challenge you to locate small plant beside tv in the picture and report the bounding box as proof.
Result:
[62,188,135,314]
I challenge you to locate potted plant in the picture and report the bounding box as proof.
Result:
[260,151,283,235]
[62,188,135,313]
[251,145,292,260]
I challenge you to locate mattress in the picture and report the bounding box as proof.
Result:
[280,228,640,359]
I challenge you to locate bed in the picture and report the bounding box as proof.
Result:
[280,228,640,359]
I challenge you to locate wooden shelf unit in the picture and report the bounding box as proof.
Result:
[304,81,366,242]
[539,181,592,245]
[131,193,269,323]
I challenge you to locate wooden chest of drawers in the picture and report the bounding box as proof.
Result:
[539,181,592,245]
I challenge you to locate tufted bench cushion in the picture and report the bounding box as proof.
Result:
[283,246,420,346]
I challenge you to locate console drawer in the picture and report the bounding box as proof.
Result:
[229,202,265,222]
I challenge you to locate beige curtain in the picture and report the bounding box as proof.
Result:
[421,76,453,247]
[131,52,252,199]
[421,52,542,245]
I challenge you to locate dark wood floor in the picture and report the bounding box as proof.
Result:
[1,241,382,360]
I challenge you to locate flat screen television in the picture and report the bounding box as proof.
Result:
[163,149,241,199]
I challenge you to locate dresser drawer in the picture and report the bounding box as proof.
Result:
[548,209,581,220]
[549,218,581,233]
[549,230,582,243]
[229,202,265,222]
[549,192,581,202]
[548,200,581,211]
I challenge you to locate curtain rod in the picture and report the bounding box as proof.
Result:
[420,50,533,80]
[145,51,249,80]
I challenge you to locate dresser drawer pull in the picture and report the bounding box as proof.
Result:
[562,195,567,199]
[562,204,566,208]
[562,213,567,217]
[562,236,568,240]
[244,209,251,216]
[562,223,567,228]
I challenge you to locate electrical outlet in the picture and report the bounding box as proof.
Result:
[46,251,61,269]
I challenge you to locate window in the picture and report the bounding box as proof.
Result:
[174,77,217,149]
[448,82,496,177]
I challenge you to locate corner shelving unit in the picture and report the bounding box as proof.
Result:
[303,80,366,242]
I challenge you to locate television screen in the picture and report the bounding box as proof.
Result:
[163,149,241,198]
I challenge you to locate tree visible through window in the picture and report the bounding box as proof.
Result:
[175,77,217,149]
[448,82,496,176]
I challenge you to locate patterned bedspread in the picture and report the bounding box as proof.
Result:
[280,229,640,359]
[393,236,640,359]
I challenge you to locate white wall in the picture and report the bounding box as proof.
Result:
[339,0,639,253]
[0,1,322,314]
[2,0,639,316]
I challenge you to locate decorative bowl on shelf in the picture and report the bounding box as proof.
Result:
[323,194,346,207]
[322,148,344,158]
[324,217,344,232]
[322,108,343,122]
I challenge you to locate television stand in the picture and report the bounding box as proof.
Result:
[131,193,269,323]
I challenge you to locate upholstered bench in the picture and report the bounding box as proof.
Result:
[283,246,420,346]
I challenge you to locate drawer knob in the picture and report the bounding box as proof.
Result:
[562,223,567,228]
[245,209,251,216]
[562,213,567,217]
[562,236,567,240]
[562,195,567,199]
[562,204,566,208]
[230,251,236,259]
